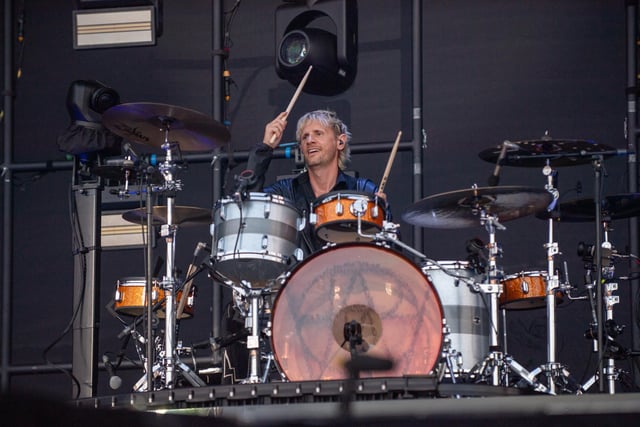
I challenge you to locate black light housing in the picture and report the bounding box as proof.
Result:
[67,80,121,123]
[275,0,357,96]
[57,80,122,155]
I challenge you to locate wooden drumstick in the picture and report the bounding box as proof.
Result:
[268,65,313,144]
[177,263,197,319]
[378,130,402,193]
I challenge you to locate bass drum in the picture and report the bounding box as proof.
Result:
[271,243,444,381]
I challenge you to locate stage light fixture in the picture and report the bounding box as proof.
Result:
[275,0,357,96]
[57,80,122,155]
[73,0,162,49]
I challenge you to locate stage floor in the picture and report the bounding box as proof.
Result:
[70,377,640,426]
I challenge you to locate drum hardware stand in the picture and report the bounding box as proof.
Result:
[519,162,578,394]
[223,279,277,384]
[578,221,632,394]
[138,124,206,391]
[540,162,568,394]
[469,210,551,392]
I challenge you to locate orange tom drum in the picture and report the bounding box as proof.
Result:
[271,243,444,381]
[312,191,386,243]
[499,271,563,310]
[114,277,195,319]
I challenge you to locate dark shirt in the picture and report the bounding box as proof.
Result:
[247,143,383,253]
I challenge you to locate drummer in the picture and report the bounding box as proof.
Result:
[247,109,388,253]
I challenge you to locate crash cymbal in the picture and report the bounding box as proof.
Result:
[122,206,211,226]
[402,186,553,229]
[102,102,230,152]
[478,136,616,167]
[537,193,640,222]
[92,165,163,184]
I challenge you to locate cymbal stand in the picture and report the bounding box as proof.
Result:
[476,211,506,386]
[473,211,550,392]
[152,124,204,389]
[540,162,564,395]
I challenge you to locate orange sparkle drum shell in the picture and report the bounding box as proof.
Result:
[271,243,444,381]
[499,271,562,310]
[312,191,385,243]
[114,277,195,319]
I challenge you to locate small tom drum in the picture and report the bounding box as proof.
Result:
[212,192,303,286]
[312,191,385,243]
[500,271,562,310]
[271,243,444,381]
[114,277,195,319]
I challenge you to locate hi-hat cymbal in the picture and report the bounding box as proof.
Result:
[478,136,616,167]
[537,193,640,222]
[102,102,231,152]
[122,206,211,226]
[402,186,553,229]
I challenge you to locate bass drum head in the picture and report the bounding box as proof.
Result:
[271,243,444,381]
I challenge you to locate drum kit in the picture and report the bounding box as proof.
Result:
[95,101,637,395]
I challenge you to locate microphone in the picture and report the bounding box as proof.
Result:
[17,10,25,43]
[102,354,122,390]
[223,70,232,102]
[488,141,518,186]
[232,169,256,200]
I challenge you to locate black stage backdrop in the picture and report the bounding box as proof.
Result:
[2,0,635,398]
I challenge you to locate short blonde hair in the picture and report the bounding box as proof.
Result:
[296,110,351,170]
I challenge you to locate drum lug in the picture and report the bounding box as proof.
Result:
[263,201,271,218]
[115,288,122,302]
[261,235,269,249]
[292,248,304,262]
[371,204,379,218]
[520,279,529,294]
[335,200,344,216]
[296,216,306,231]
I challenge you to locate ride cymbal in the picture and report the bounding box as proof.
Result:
[536,193,640,222]
[122,206,211,226]
[478,136,616,167]
[102,102,230,152]
[402,186,553,229]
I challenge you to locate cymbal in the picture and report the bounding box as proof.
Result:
[102,102,230,152]
[122,206,211,226]
[537,193,640,222]
[92,165,163,184]
[402,186,553,229]
[478,137,616,167]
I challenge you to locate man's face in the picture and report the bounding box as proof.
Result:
[299,119,345,168]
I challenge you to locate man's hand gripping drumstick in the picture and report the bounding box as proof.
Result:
[264,65,313,149]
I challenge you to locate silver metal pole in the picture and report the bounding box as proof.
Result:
[411,0,424,251]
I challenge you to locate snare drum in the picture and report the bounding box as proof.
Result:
[114,277,195,319]
[312,191,386,243]
[422,261,489,372]
[271,243,444,381]
[212,192,303,286]
[500,271,562,310]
